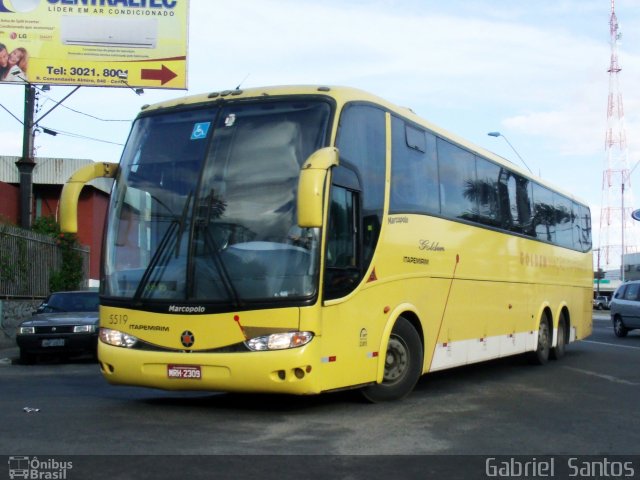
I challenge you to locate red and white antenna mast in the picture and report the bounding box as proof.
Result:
[599,0,638,280]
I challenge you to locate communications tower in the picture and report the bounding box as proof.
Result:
[599,0,638,280]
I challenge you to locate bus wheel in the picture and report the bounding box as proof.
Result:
[528,316,550,365]
[550,314,567,360]
[361,317,423,402]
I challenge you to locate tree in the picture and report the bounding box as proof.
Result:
[33,216,84,292]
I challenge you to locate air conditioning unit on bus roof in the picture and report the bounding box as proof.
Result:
[60,16,158,49]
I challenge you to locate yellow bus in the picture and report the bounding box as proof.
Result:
[60,85,593,401]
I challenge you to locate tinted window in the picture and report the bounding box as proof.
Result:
[336,104,386,275]
[614,285,626,299]
[474,157,502,227]
[390,117,439,214]
[554,194,574,249]
[575,204,592,251]
[336,104,386,215]
[502,172,533,235]
[437,138,476,221]
[406,124,426,152]
[325,186,360,299]
[624,283,640,301]
[532,183,556,243]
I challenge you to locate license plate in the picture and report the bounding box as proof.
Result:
[42,339,65,347]
[167,364,202,380]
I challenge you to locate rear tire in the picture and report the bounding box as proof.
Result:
[361,317,423,402]
[550,315,567,360]
[528,316,550,365]
[613,316,629,338]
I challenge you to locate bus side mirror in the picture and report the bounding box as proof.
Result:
[297,147,339,228]
[60,162,118,233]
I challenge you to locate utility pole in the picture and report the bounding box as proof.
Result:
[15,84,36,230]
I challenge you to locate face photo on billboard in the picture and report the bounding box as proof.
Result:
[0,43,28,82]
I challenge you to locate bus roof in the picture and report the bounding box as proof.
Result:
[139,85,588,207]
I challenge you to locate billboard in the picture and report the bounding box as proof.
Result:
[0,0,188,89]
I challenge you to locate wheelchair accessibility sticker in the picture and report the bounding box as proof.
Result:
[191,122,211,140]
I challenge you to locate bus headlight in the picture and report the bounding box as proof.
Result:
[245,331,314,351]
[100,328,138,348]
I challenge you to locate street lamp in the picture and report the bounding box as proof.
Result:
[487,131,533,174]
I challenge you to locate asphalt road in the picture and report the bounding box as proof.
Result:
[1,311,638,479]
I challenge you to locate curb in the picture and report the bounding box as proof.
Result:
[0,347,19,365]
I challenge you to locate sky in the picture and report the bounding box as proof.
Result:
[1,0,640,266]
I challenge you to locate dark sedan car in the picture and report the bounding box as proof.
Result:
[16,290,100,363]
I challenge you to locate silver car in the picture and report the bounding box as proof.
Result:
[610,280,640,337]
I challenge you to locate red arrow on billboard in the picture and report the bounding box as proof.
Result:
[141,65,177,85]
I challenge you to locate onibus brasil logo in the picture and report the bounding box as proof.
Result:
[8,456,73,479]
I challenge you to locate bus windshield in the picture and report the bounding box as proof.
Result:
[103,99,331,306]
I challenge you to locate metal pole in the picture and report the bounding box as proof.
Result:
[15,84,36,229]
[622,181,625,282]
[596,248,601,296]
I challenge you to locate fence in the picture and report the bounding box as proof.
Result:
[0,224,90,298]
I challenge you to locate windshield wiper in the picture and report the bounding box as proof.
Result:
[196,224,241,308]
[189,189,240,307]
[133,191,193,301]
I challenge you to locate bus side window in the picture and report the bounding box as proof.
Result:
[504,172,533,235]
[554,193,574,249]
[474,156,501,227]
[389,116,439,215]
[437,138,476,221]
[532,182,556,243]
[325,185,360,300]
[575,203,591,251]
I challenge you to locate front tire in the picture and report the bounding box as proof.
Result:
[361,317,423,402]
[613,316,629,338]
[19,349,35,365]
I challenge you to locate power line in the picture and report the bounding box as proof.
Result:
[0,89,131,148]
[0,101,22,125]
[41,126,125,146]
[1,89,133,126]
[39,96,132,122]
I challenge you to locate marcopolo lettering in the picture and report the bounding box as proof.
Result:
[46,0,178,8]
[168,305,206,313]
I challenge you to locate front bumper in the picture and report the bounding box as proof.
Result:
[16,333,98,355]
[98,338,322,395]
